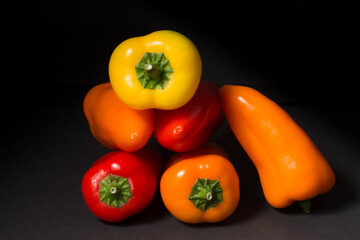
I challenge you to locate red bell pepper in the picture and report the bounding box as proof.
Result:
[81,148,162,222]
[154,81,224,152]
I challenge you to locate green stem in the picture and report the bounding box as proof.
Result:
[109,186,118,194]
[144,63,162,80]
[205,191,213,201]
[145,63,153,71]
[188,178,223,212]
[135,52,173,89]
[299,199,311,213]
[99,174,132,208]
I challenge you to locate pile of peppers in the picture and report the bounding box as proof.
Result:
[81,30,335,223]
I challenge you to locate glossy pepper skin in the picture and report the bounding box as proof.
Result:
[108,30,202,110]
[83,83,154,152]
[154,81,224,152]
[160,144,240,223]
[219,85,335,211]
[81,148,163,222]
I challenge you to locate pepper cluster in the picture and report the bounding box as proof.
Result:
[81,30,335,223]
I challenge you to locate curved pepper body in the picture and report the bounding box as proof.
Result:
[81,148,162,222]
[160,144,240,223]
[83,83,154,152]
[219,85,335,209]
[154,81,224,152]
[109,30,202,110]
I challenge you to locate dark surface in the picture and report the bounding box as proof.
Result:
[2,1,360,239]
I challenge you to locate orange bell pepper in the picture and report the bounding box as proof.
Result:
[219,85,335,212]
[83,83,154,152]
[160,144,240,223]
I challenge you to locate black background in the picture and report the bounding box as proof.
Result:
[8,0,360,104]
[3,1,360,239]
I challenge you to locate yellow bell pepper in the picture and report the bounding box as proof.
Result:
[109,30,202,110]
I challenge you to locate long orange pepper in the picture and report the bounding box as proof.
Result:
[219,85,335,212]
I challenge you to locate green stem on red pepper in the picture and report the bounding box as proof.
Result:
[99,174,132,208]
